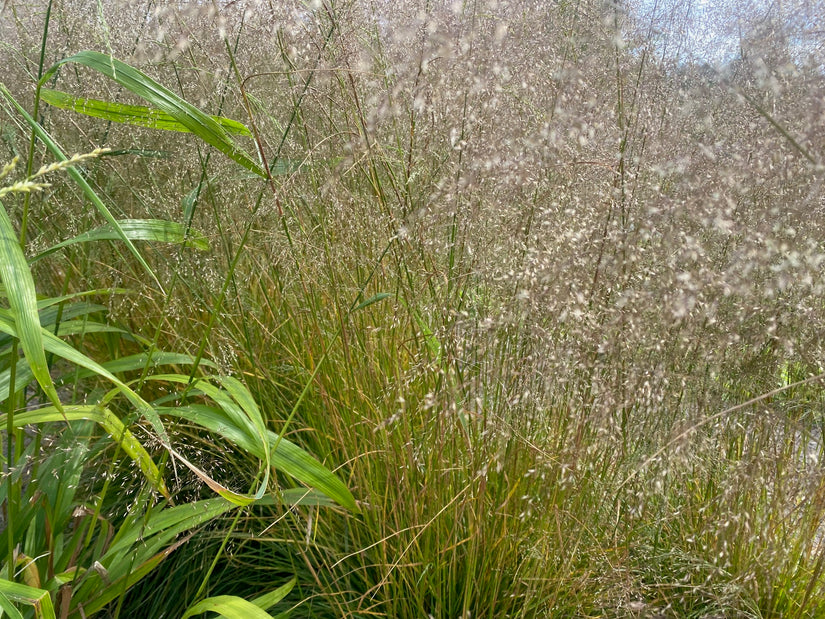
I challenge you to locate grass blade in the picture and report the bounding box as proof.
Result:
[0,580,56,619]
[267,430,356,511]
[182,577,297,619]
[0,590,25,619]
[156,400,355,509]
[250,578,296,611]
[2,405,169,498]
[0,84,163,291]
[31,218,209,263]
[0,312,170,446]
[40,52,265,177]
[0,200,63,414]
[40,88,253,136]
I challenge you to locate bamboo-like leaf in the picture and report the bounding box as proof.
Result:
[182,578,296,619]
[0,580,56,619]
[0,357,33,403]
[90,352,218,376]
[182,596,276,619]
[0,313,169,446]
[2,405,169,499]
[139,373,270,505]
[40,88,253,137]
[0,590,25,619]
[353,292,391,312]
[76,535,192,617]
[153,374,353,508]
[250,578,296,611]
[31,218,209,263]
[0,84,163,290]
[106,498,237,558]
[266,429,357,512]
[40,52,265,177]
[0,200,63,414]
[156,401,355,510]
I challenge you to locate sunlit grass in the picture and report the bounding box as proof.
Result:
[2,0,825,617]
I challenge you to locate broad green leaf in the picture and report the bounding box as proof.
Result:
[75,498,240,614]
[106,498,237,558]
[266,430,357,512]
[0,313,170,446]
[0,590,25,619]
[0,357,33,403]
[258,488,336,508]
[140,372,270,505]
[2,405,169,499]
[40,88,253,137]
[98,352,218,375]
[0,84,163,290]
[75,535,191,617]
[156,399,355,510]
[251,578,296,611]
[0,580,55,619]
[147,374,263,451]
[182,596,275,619]
[31,218,209,263]
[0,200,63,414]
[182,182,204,228]
[32,288,132,309]
[182,578,296,619]
[40,52,265,177]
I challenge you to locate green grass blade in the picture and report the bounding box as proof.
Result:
[0,84,163,291]
[182,578,296,619]
[0,358,34,403]
[107,498,237,557]
[31,218,209,263]
[0,313,169,446]
[158,404,262,457]
[155,400,355,509]
[40,88,253,137]
[250,578,296,611]
[147,374,263,450]
[267,430,356,511]
[0,590,25,619]
[258,489,336,508]
[182,596,275,619]
[76,535,192,617]
[353,292,391,311]
[139,373,271,504]
[3,405,169,498]
[0,200,63,414]
[40,52,265,177]
[77,352,218,377]
[0,580,56,619]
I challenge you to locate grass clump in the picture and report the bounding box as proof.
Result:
[2,0,825,617]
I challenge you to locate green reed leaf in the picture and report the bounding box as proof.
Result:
[40,87,253,137]
[31,218,209,263]
[0,312,170,446]
[0,200,63,414]
[40,52,265,177]
[0,83,163,291]
[181,578,295,619]
[1,405,169,499]
[0,590,25,619]
[0,580,56,619]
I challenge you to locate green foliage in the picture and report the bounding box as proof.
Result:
[0,46,353,616]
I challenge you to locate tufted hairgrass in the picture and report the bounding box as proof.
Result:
[2,0,825,617]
